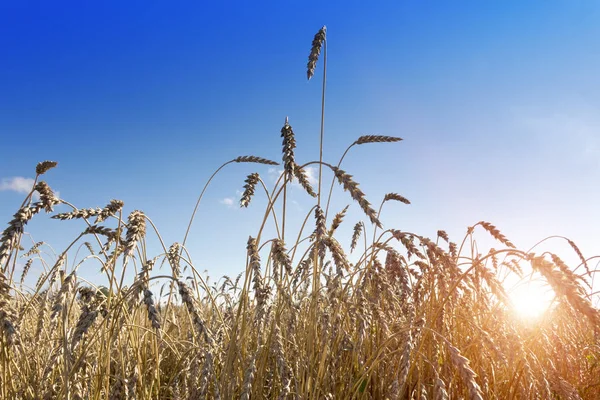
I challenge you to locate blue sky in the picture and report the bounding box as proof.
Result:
[1,1,599,289]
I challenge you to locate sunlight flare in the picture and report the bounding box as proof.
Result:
[508,280,555,320]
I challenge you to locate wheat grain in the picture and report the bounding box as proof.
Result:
[167,242,181,279]
[95,199,124,223]
[293,163,317,197]
[315,206,327,260]
[22,241,44,257]
[123,210,146,258]
[355,135,403,145]
[307,26,326,80]
[350,222,362,253]
[330,166,382,228]
[383,192,411,204]
[271,239,292,278]
[240,173,260,208]
[35,161,58,175]
[233,155,279,165]
[328,205,348,237]
[20,258,33,284]
[476,221,515,248]
[280,117,296,181]
[447,343,484,400]
[142,288,161,330]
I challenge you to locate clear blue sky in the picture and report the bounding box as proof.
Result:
[1,1,599,288]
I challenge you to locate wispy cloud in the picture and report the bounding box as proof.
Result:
[220,197,235,208]
[0,177,35,194]
[517,108,600,167]
[267,167,280,183]
[303,166,318,185]
[0,177,61,201]
[267,166,318,187]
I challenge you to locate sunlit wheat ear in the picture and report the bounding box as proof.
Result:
[233,155,279,165]
[322,236,350,272]
[398,332,413,388]
[167,242,181,278]
[1,202,43,267]
[477,264,510,304]
[307,26,326,80]
[551,253,589,290]
[391,230,426,260]
[350,222,362,252]
[20,258,33,284]
[247,236,269,323]
[330,167,382,228]
[328,205,349,236]
[50,271,76,322]
[531,255,600,327]
[315,206,327,260]
[35,160,58,175]
[123,210,146,258]
[177,279,213,344]
[240,349,259,400]
[0,271,19,346]
[383,193,411,205]
[53,207,101,220]
[35,181,60,212]
[434,376,449,400]
[83,241,94,255]
[419,236,452,265]
[355,135,403,145]
[447,343,484,400]
[71,288,100,349]
[437,230,449,243]
[142,288,161,330]
[130,258,156,307]
[271,239,292,279]
[566,238,591,277]
[95,199,124,223]
[272,323,292,397]
[240,173,260,208]
[448,241,458,259]
[199,348,220,399]
[473,221,515,248]
[83,225,118,242]
[23,241,44,257]
[293,163,317,197]
[292,249,314,288]
[281,117,297,181]
[548,366,583,400]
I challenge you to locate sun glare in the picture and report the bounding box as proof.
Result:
[508,281,555,320]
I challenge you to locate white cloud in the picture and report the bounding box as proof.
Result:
[267,166,318,187]
[268,167,281,183]
[220,197,235,208]
[303,166,318,185]
[0,177,61,202]
[0,177,35,194]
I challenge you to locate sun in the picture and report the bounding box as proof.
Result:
[508,280,555,320]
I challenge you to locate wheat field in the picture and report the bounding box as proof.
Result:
[1,27,599,400]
